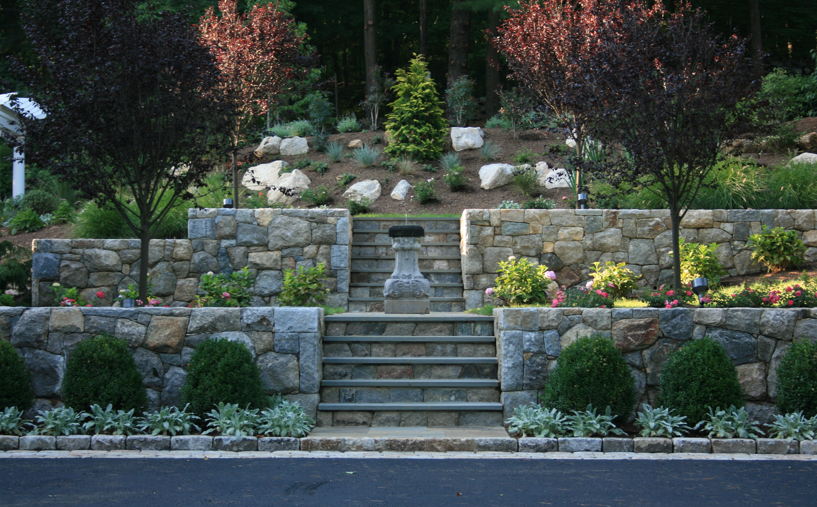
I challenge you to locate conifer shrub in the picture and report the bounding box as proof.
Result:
[540,335,635,421]
[657,338,743,424]
[384,54,448,162]
[62,334,147,412]
[181,339,265,418]
[775,340,817,418]
[0,340,34,410]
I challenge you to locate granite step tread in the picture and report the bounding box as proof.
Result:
[325,313,493,322]
[323,357,497,365]
[349,282,463,288]
[322,379,499,388]
[353,217,460,221]
[352,229,462,235]
[351,255,462,260]
[323,335,494,343]
[319,402,503,411]
[348,268,463,274]
[348,297,466,303]
[352,242,458,247]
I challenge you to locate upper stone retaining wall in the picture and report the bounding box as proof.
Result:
[31,208,351,308]
[461,209,817,310]
[1,306,323,418]
[495,307,817,423]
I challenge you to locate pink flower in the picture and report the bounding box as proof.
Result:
[222,292,231,299]
[788,300,794,306]
[686,291,692,296]
[86,304,92,307]
[602,292,609,298]
[485,288,494,296]
[786,286,793,292]
[545,271,557,280]
[600,305,606,308]
[136,299,143,306]
[673,299,678,305]
[562,196,567,200]
[796,291,802,297]
[607,282,615,288]
[96,291,105,299]
[666,290,674,296]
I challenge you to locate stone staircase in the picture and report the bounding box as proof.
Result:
[317,313,502,427]
[348,217,465,312]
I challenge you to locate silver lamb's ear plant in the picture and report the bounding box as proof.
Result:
[635,404,690,437]
[85,404,142,436]
[768,412,817,441]
[505,404,567,438]
[565,405,625,437]
[31,407,88,436]
[256,398,315,438]
[141,404,200,436]
[0,407,33,436]
[203,403,258,438]
[694,406,764,439]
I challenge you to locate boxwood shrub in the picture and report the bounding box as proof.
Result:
[0,340,34,410]
[181,339,266,418]
[657,338,743,424]
[775,339,817,418]
[62,334,148,412]
[540,335,635,421]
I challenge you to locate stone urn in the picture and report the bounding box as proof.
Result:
[384,225,431,314]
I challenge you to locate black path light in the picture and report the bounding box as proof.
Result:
[577,192,588,209]
[692,277,709,304]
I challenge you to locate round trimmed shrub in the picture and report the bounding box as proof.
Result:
[775,339,817,418]
[657,338,743,424]
[540,335,635,420]
[181,339,265,418]
[62,334,147,412]
[0,340,34,410]
[20,189,59,215]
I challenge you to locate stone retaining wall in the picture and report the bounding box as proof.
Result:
[31,208,351,308]
[1,306,324,418]
[494,307,817,423]
[461,209,817,309]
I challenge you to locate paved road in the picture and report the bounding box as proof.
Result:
[2,457,816,506]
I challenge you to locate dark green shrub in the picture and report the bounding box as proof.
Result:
[20,189,59,215]
[658,338,743,424]
[540,335,635,421]
[775,340,817,418]
[181,339,265,418]
[62,334,147,412]
[0,340,34,410]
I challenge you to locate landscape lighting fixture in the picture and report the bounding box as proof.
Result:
[692,277,709,303]
[222,198,234,209]
[577,193,588,210]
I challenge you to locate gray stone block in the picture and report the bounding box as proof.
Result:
[236,223,267,246]
[171,435,213,451]
[757,438,799,454]
[274,307,322,333]
[801,441,817,455]
[126,435,171,451]
[91,435,126,451]
[384,437,428,452]
[33,253,61,279]
[11,307,50,349]
[258,352,299,394]
[501,391,537,421]
[301,437,341,451]
[189,219,216,239]
[285,393,320,420]
[19,435,56,450]
[330,245,348,269]
[474,438,517,452]
[341,437,384,452]
[707,328,757,365]
[161,366,187,407]
[56,435,91,451]
[213,436,258,452]
[633,437,672,453]
[23,349,64,397]
[711,438,756,454]
[299,333,322,394]
[274,332,301,354]
[518,437,558,453]
[0,436,19,451]
[603,437,633,453]
[672,438,711,453]
[659,308,694,341]
[259,437,300,452]
[187,308,241,334]
[241,307,274,332]
[558,437,602,452]
[498,331,523,391]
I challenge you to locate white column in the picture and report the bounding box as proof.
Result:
[12,145,24,198]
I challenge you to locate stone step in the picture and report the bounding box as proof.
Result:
[350,260,461,271]
[320,386,500,404]
[351,255,461,260]
[318,402,502,411]
[347,268,462,274]
[322,379,499,388]
[324,335,493,343]
[323,357,497,365]
[348,301,467,313]
[352,241,457,247]
[317,410,503,427]
[352,229,461,235]
[324,340,496,359]
[349,282,463,288]
[325,313,492,323]
[347,297,465,303]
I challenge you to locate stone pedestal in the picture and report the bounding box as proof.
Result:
[384,226,431,314]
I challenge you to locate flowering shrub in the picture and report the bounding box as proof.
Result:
[589,261,640,298]
[190,267,254,307]
[639,285,696,308]
[277,263,330,307]
[51,283,87,307]
[491,256,553,305]
[414,178,438,204]
[706,283,817,308]
[551,286,615,308]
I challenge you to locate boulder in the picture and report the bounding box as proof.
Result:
[390,180,412,201]
[268,169,311,205]
[242,161,288,191]
[348,139,363,149]
[541,168,571,189]
[451,127,484,152]
[279,136,309,156]
[479,164,515,190]
[789,152,817,166]
[343,179,382,203]
[254,136,282,158]
[798,133,817,152]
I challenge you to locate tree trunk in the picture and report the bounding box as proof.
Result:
[363,0,377,94]
[138,225,151,303]
[670,205,683,292]
[447,0,471,83]
[484,7,500,119]
[749,0,763,74]
[419,0,428,58]
[231,151,239,209]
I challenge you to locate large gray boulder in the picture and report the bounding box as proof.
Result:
[268,169,311,205]
[479,164,514,190]
[343,179,382,203]
[789,152,817,165]
[242,161,288,191]
[280,136,309,156]
[390,180,412,201]
[451,127,484,151]
[254,136,282,158]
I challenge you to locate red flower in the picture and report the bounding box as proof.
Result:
[96,291,105,299]
[796,291,802,297]
[788,300,794,306]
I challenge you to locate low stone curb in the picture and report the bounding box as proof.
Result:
[1,436,816,455]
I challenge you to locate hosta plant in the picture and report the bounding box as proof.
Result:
[31,407,88,436]
[256,396,315,437]
[141,405,201,436]
[0,407,33,436]
[694,406,764,439]
[634,405,690,437]
[748,226,806,273]
[767,412,817,441]
[505,404,567,438]
[204,403,258,438]
[84,404,141,436]
[590,261,640,299]
[565,405,625,437]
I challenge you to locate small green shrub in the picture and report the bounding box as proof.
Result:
[381,159,398,173]
[765,161,817,209]
[445,75,477,126]
[0,407,33,435]
[485,114,512,130]
[657,338,744,424]
[551,286,615,308]
[300,185,332,207]
[338,173,356,187]
[776,340,817,418]
[564,405,626,437]
[676,239,728,286]
[181,339,266,419]
[639,285,696,308]
[491,256,553,305]
[522,196,555,209]
[268,123,293,138]
[310,162,329,176]
[514,147,535,165]
[439,152,462,172]
[413,178,437,204]
[324,142,344,163]
[0,340,34,410]
[767,411,816,441]
[513,168,539,197]
[748,226,806,273]
[479,140,501,161]
[289,120,314,137]
[190,267,254,308]
[20,189,59,215]
[140,405,200,436]
[293,158,311,171]
[443,165,467,192]
[347,198,372,215]
[8,208,44,234]
[84,404,141,435]
[0,241,32,295]
[203,402,258,438]
[590,261,640,299]
[540,336,635,421]
[352,144,381,168]
[336,115,362,133]
[396,157,418,176]
[497,200,520,209]
[32,407,88,436]
[277,263,330,307]
[62,334,147,412]
[51,200,76,224]
[257,395,315,437]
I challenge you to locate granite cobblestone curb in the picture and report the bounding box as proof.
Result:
[2,436,817,455]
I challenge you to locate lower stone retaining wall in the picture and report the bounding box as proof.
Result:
[1,306,323,418]
[494,307,817,423]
